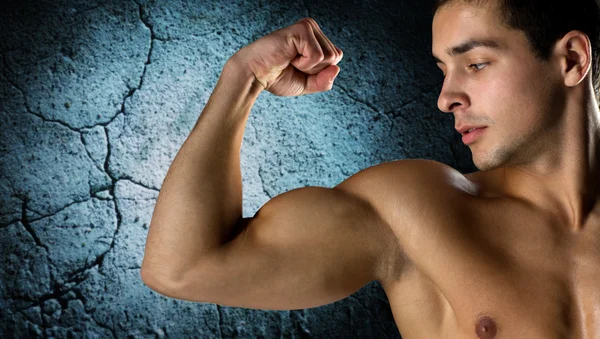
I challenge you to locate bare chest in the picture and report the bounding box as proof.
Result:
[385,197,600,339]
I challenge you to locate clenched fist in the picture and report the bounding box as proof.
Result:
[229,18,344,97]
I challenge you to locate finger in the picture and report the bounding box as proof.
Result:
[334,45,344,64]
[290,18,338,75]
[289,19,326,72]
[302,64,340,95]
[306,18,344,67]
[303,18,343,67]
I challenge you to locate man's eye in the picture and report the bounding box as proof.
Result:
[469,62,489,71]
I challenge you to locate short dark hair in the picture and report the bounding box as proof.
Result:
[433,0,600,101]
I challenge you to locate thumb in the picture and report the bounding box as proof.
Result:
[304,64,341,95]
[327,64,341,83]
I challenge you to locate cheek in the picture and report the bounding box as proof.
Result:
[480,65,552,128]
[516,65,563,127]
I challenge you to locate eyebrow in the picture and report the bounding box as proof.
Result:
[432,38,502,64]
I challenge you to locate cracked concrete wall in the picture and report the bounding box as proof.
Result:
[0,0,477,338]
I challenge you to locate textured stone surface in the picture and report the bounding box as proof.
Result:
[0,0,477,338]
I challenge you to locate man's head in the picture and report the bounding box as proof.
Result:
[432,0,600,171]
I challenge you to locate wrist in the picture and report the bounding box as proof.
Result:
[225,53,266,93]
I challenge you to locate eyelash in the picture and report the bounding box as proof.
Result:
[469,62,489,71]
[441,62,489,78]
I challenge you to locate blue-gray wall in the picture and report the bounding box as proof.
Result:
[0,0,477,338]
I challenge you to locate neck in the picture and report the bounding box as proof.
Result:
[501,86,600,230]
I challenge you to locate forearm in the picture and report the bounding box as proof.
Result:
[141,57,264,281]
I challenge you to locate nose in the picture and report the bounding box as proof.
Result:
[437,75,470,113]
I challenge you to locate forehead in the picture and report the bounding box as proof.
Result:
[432,3,511,58]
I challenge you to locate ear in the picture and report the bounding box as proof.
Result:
[555,30,592,88]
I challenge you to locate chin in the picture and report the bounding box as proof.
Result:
[471,148,508,172]
[474,161,497,172]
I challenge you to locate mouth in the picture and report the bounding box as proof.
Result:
[456,125,488,135]
[462,127,487,145]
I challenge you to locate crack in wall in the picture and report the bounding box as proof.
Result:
[256,162,272,200]
[133,1,158,95]
[334,82,382,115]
[74,285,117,339]
[0,172,24,228]
[20,196,48,252]
[348,294,393,339]
[40,302,48,339]
[79,127,124,285]
[90,315,117,338]
[289,309,311,336]
[3,56,148,134]
[79,132,108,180]
[1,71,81,134]
[13,275,117,338]
[13,125,126,315]
[4,181,154,229]
[1,50,128,183]
[216,304,224,339]
[115,177,160,192]
[333,82,396,138]
[0,218,21,229]
[14,263,94,313]
[1,60,153,297]
[104,0,159,129]
[27,197,95,224]
[2,54,140,164]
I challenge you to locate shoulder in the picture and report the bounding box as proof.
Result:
[370,159,476,218]
[334,159,478,279]
[335,159,477,210]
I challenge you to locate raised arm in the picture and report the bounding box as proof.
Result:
[140,17,413,310]
[140,18,359,295]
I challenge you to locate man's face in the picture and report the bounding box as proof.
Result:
[432,2,565,171]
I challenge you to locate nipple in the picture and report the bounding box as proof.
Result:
[475,315,498,338]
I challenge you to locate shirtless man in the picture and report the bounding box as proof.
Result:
[140,0,600,337]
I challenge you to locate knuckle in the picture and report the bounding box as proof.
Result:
[300,17,315,24]
[298,18,313,29]
[299,17,320,31]
[323,51,336,62]
[296,20,313,36]
[315,50,325,62]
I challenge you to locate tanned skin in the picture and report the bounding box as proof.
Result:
[141,2,600,338]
